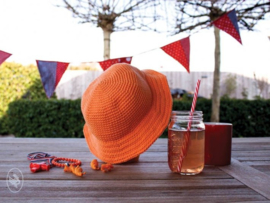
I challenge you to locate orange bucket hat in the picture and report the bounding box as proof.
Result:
[81,63,172,164]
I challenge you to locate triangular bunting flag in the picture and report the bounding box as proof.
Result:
[212,9,242,44]
[0,50,12,66]
[99,57,132,71]
[161,37,190,73]
[36,60,69,98]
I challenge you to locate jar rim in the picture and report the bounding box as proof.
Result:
[171,111,203,115]
[171,111,203,121]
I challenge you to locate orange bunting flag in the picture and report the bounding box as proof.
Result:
[161,37,190,73]
[212,9,242,44]
[0,50,12,66]
[99,57,132,71]
[36,60,69,98]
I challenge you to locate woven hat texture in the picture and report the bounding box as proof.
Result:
[81,63,172,164]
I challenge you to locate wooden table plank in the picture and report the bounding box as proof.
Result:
[0,179,246,189]
[219,158,270,200]
[0,179,266,201]
[0,196,269,203]
[231,138,270,143]
[0,164,232,181]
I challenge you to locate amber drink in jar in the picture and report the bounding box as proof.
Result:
[168,111,205,175]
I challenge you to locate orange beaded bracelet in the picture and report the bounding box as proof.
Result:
[52,157,81,168]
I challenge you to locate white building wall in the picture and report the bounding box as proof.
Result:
[55,70,270,100]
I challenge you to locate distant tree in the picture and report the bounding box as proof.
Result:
[241,87,248,99]
[173,0,270,121]
[254,73,269,98]
[58,0,164,60]
[223,73,237,98]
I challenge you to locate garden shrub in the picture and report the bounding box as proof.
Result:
[4,98,270,138]
[6,99,84,138]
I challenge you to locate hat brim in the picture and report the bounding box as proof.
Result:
[83,69,172,164]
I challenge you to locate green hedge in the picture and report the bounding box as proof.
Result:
[5,99,84,138]
[3,98,270,137]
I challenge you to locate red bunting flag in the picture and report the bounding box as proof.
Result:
[36,60,69,98]
[99,57,132,71]
[161,37,190,73]
[212,9,242,44]
[0,50,12,66]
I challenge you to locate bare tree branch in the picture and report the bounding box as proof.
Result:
[173,0,270,34]
[57,0,167,59]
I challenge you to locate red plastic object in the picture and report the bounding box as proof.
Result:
[30,162,50,173]
[204,123,233,166]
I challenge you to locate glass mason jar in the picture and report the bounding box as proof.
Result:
[168,111,205,175]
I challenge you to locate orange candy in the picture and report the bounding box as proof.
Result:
[90,159,100,170]
[101,164,114,173]
[64,164,86,177]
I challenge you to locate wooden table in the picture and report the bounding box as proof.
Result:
[1,137,270,202]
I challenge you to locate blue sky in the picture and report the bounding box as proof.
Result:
[0,0,269,78]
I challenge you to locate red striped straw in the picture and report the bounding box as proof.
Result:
[177,79,201,172]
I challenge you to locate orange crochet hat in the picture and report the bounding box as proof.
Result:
[81,63,172,164]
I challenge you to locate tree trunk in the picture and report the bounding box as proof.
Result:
[102,29,112,60]
[211,26,221,122]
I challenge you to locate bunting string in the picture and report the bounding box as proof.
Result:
[0,9,243,98]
